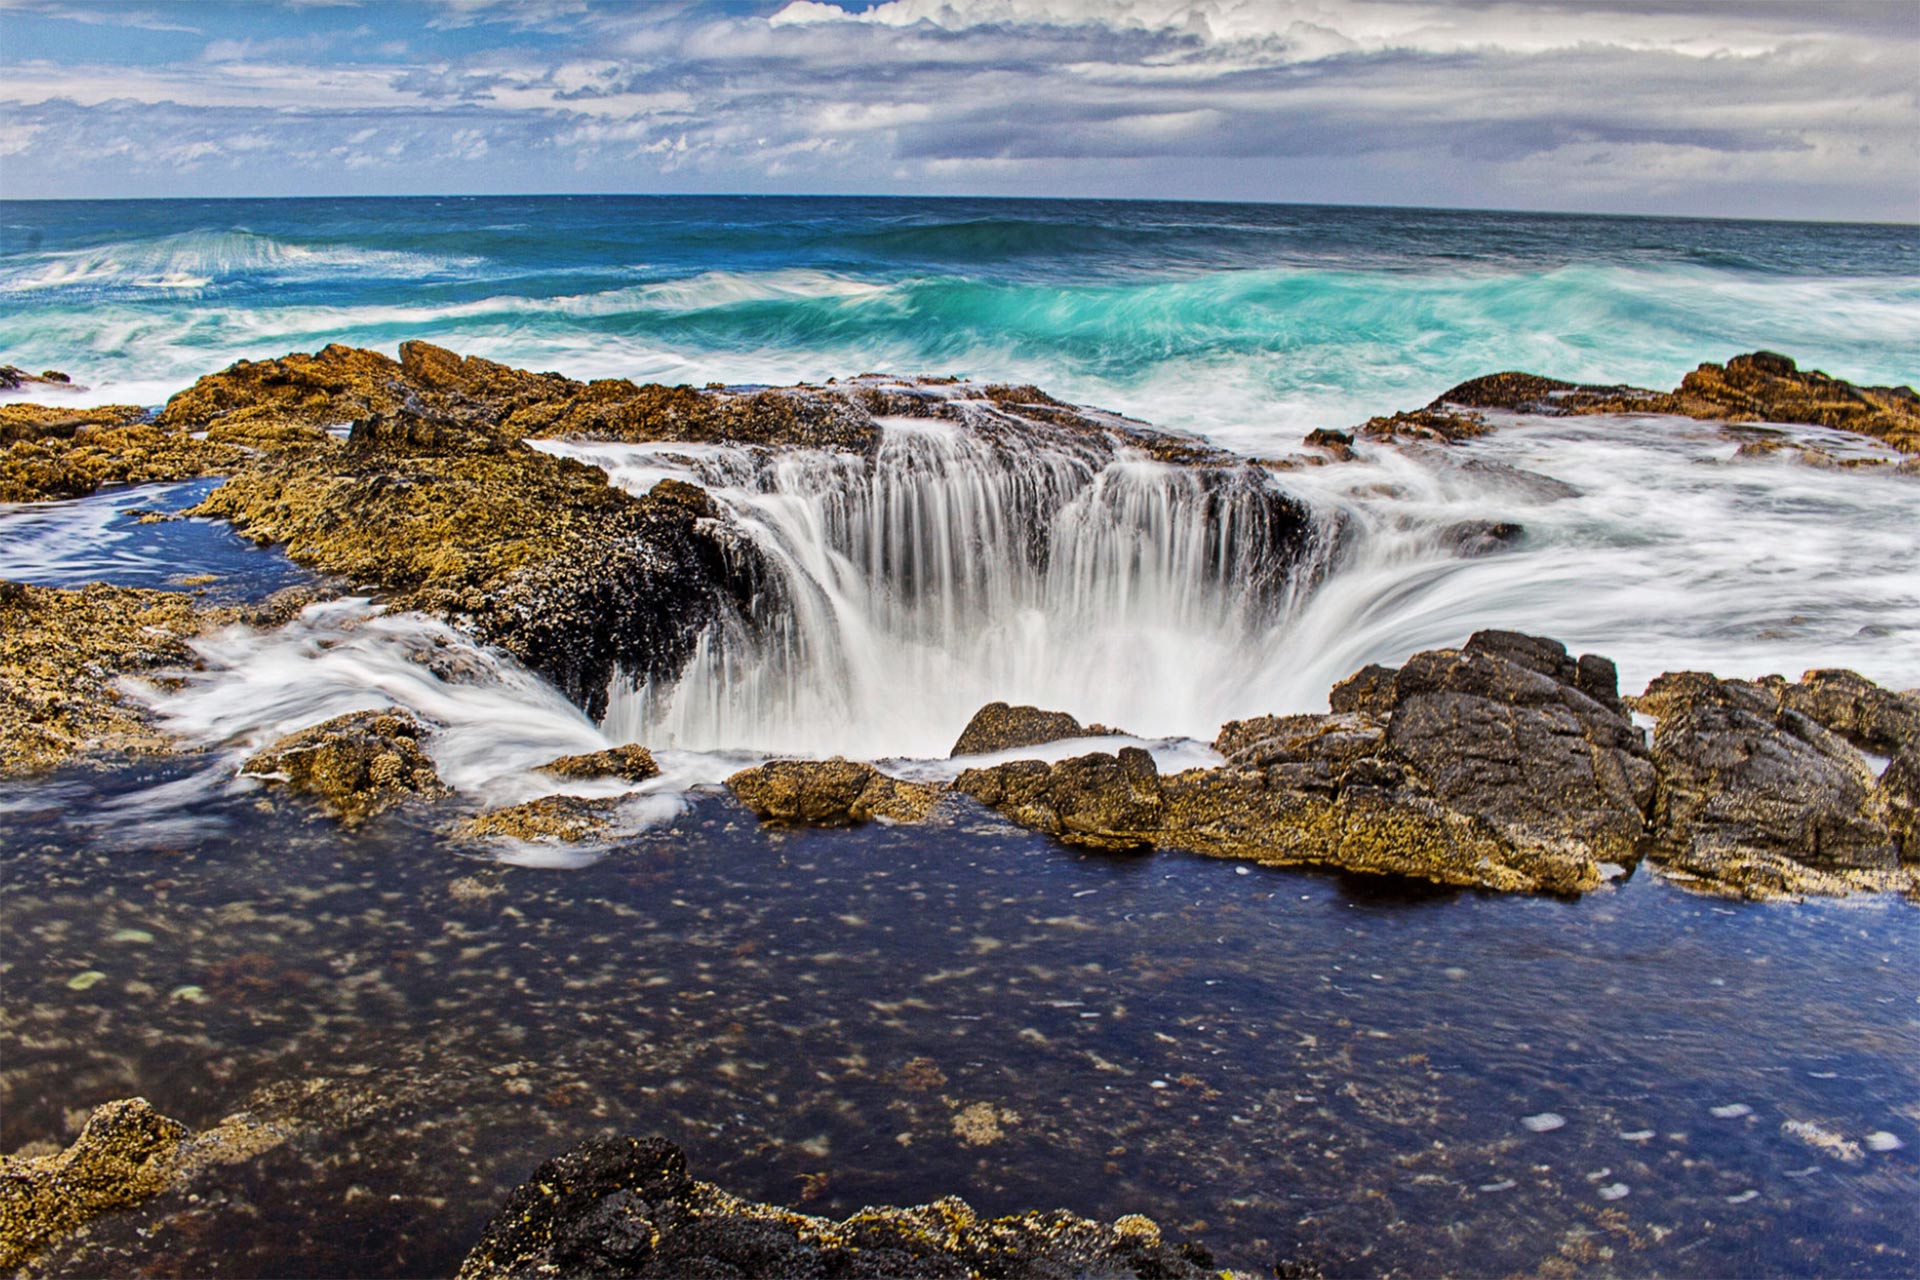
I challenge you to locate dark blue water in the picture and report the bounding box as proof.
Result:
[2,197,1914,451]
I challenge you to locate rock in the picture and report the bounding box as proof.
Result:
[458,795,625,843]
[456,1135,1221,1280]
[955,747,1164,852]
[537,744,660,783]
[958,633,1653,893]
[1423,352,1918,454]
[727,758,943,826]
[1635,671,1907,897]
[950,701,1100,757]
[1759,668,1920,756]
[0,402,241,502]
[0,1098,187,1270]
[1383,631,1654,863]
[1438,519,1524,557]
[0,581,206,776]
[1328,663,1398,716]
[1302,427,1355,460]
[1353,408,1493,444]
[0,365,76,392]
[241,709,449,826]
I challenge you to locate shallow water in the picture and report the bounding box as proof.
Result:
[2,763,1915,1277]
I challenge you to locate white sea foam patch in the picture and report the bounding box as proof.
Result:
[133,599,704,825]
[0,229,482,296]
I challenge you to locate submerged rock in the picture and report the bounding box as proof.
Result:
[0,581,206,776]
[241,709,449,826]
[456,1135,1222,1280]
[1633,670,1914,898]
[950,701,1113,757]
[537,743,660,783]
[728,758,944,826]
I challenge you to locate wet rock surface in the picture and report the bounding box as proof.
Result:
[1336,353,1920,458]
[240,708,449,826]
[0,581,206,776]
[728,758,943,827]
[1632,669,1917,898]
[538,743,660,783]
[957,632,1651,894]
[458,795,627,844]
[457,1135,1224,1280]
[951,702,1113,757]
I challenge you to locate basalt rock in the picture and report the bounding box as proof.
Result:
[457,1135,1222,1280]
[0,581,206,775]
[241,709,449,826]
[1633,670,1912,897]
[537,743,660,783]
[728,758,944,826]
[950,701,1115,757]
[458,795,626,843]
[958,633,1652,893]
[956,747,1164,852]
[1422,352,1919,454]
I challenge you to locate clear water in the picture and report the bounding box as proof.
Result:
[2,766,1915,1278]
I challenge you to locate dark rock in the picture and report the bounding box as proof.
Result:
[1328,664,1398,716]
[951,701,1099,757]
[457,1135,1222,1280]
[955,747,1163,852]
[1438,519,1524,557]
[727,758,942,826]
[241,709,450,826]
[1385,638,1654,865]
[1760,668,1920,757]
[537,744,660,783]
[1353,408,1492,444]
[1635,671,1904,897]
[1302,427,1355,460]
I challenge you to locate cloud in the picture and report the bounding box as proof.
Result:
[0,0,1914,219]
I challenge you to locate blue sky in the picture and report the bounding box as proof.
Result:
[1,0,1916,220]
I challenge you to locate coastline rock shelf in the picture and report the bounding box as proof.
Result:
[729,631,1918,901]
[0,341,1915,902]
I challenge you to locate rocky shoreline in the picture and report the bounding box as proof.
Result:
[2,343,1916,902]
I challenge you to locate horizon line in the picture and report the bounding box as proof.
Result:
[1,190,1914,231]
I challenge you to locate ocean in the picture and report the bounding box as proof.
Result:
[3,196,1916,454]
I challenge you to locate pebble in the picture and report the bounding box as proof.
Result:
[1865,1131,1904,1152]
[1726,1190,1760,1204]
[1598,1183,1630,1201]
[169,984,210,1003]
[66,970,106,991]
[1477,1179,1516,1192]
[1521,1112,1567,1133]
[110,928,155,944]
[1619,1129,1655,1142]
[1710,1103,1753,1119]
[1234,866,1249,875]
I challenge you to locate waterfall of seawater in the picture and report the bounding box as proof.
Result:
[545,420,1334,758]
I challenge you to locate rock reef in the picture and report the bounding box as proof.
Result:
[457,1134,1225,1280]
[1325,352,1919,458]
[0,582,205,776]
[733,634,1917,902]
[241,708,450,826]
[727,757,944,826]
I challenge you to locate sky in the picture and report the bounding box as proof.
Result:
[0,0,1916,221]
